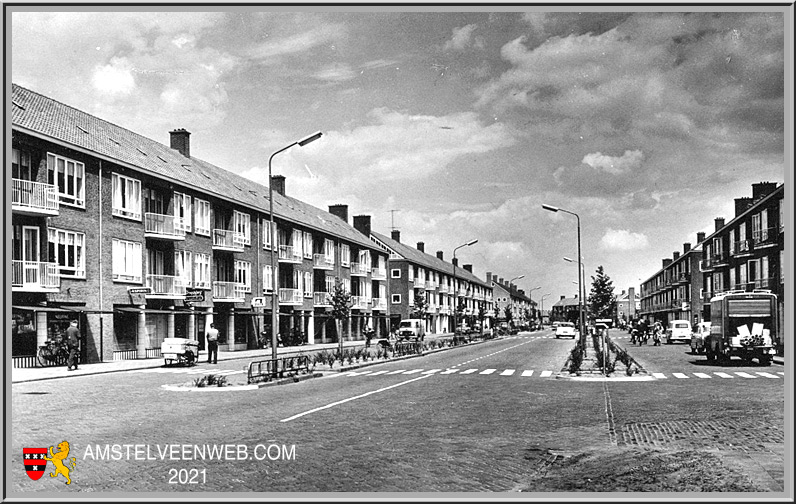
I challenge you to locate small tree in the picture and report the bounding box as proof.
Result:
[588,265,617,321]
[477,304,486,335]
[330,280,352,356]
[503,305,513,326]
[412,291,429,322]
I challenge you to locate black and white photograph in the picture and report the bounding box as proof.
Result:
[6,3,792,499]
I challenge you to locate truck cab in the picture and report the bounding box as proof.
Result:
[705,290,778,366]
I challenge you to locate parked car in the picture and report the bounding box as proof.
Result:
[397,319,425,341]
[690,321,711,354]
[554,322,577,339]
[666,319,692,344]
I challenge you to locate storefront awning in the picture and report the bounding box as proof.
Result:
[13,305,81,313]
[114,307,219,315]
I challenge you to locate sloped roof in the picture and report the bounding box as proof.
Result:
[11,83,378,252]
[552,297,581,308]
[371,231,490,289]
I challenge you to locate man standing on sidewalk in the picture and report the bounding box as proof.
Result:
[206,323,219,364]
[66,320,80,371]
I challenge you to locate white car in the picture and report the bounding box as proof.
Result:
[666,319,692,344]
[555,322,577,339]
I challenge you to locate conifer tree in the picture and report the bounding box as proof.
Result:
[588,265,617,321]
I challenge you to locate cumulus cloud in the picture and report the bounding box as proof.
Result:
[600,229,650,250]
[582,150,644,175]
[443,24,484,51]
[92,58,135,96]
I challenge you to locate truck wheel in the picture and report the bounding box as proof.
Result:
[759,355,772,366]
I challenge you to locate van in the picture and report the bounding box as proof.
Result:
[666,319,692,344]
[397,319,425,341]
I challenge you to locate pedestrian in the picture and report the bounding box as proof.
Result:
[206,323,219,364]
[66,320,80,371]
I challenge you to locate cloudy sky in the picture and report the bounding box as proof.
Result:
[10,8,787,304]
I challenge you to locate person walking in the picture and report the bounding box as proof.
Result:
[206,323,219,364]
[66,320,80,371]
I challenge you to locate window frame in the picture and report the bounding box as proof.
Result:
[304,271,313,297]
[340,244,351,267]
[303,232,313,259]
[234,260,252,292]
[111,172,142,221]
[174,192,192,233]
[194,199,211,236]
[233,210,251,246]
[174,249,193,288]
[112,238,143,283]
[391,268,401,278]
[47,152,86,208]
[391,294,402,304]
[48,228,86,278]
[262,265,274,292]
[194,253,211,289]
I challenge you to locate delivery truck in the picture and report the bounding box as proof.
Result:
[704,290,778,366]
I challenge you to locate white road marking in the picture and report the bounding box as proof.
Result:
[714,372,734,378]
[755,372,780,379]
[735,372,757,378]
[672,373,689,379]
[386,369,406,375]
[693,373,712,379]
[500,369,515,376]
[440,369,460,375]
[281,374,432,423]
[521,370,534,377]
[653,373,667,379]
[777,372,785,375]
[539,370,552,378]
[460,369,479,374]
[402,369,424,374]
[368,370,390,376]
[480,369,497,375]
[345,371,372,376]
[421,369,442,375]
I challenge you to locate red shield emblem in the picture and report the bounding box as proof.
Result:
[23,448,48,480]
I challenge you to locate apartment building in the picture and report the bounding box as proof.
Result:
[487,274,535,327]
[368,231,493,334]
[550,295,581,323]
[698,182,785,330]
[615,287,640,323]
[638,234,705,326]
[10,83,389,367]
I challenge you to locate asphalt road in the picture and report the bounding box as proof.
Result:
[11,330,785,494]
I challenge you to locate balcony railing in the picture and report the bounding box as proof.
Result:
[278,245,302,263]
[313,254,334,269]
[313,292,331,306]
[371,267,387,280]
[731,240,750,256]
[753,277,774,289]
[438,284,449,294]
[753,227,777,246]
[371,297,387,310]
[425,281,436,290]
[212,230,245,251]
[11,261,60,290]
[145,213,186,240]
[279,288,303,305]
[146,274,186,297]
[351,295,369,309]
[12,179,59,215]
[350,262,371,276]
[676,272,690,283]
[213,281,246,301]
[710,252,728,265]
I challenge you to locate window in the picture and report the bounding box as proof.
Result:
[781,250,784,283]
[342,278,351,293]
[712,272,723,293]
[174,250,193,287]
[304,272,312,297]
[325,275,336,294]
[391,269,401,278]
[293,269,303,295]
[194,199,211,236]
[47,153,85,207]
[408,265,414,281]
[112,239,142,282]
[292,229,303,258]
[711,237,722,258]
[324,239,335,264]
[48,228,85,277]
[359,249,370,267]
[739,262,747,287]
[12,148,32,180]
[263,220,273,249]
[235,260,251,292]
[303,232,313,259]
[174,192,192,232]
[729,229,735,255]
[341,244,350,267]
[233,211,251,245]
[194,253,210,289]
[729,267,736,289]
[391,294,402,304]
[262,265,274,292]
[111,173,142,220]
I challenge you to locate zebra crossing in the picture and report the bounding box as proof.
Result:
[341,368,785,381]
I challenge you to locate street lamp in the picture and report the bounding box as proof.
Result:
[543,204,585,347]
[452,239,478,335]
[268,131,323,362]
[528,285,541,324]
[541,293,551,327]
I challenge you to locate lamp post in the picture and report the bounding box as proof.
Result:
[528,285,541,325]
[543,204,585,347]
[452,239,478,335]
[541,293,551,327]
[268,131,322,362]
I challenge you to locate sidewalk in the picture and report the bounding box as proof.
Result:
[11,340,370,384]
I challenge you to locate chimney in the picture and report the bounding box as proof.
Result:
[715,217,725,232]
[734,197,753,216]
[697,232,706,243]
[353,215,371,237]
[683,242,691,253]
[673,251,680,260]
[436,251,444,260]
[752,181,778,201]
[328,204,348,223]
[270,175,286,196]
[169,128,191,158]
[560,295,566,300]
[391,230,401,243]
[417,242,425,253]
[452,258,459,267]
[486,272,493,283]
[621,289,626,296]
[663,258,672,268]
[463,264,473,273]
[498,277,504,285]
[628,287,636,315]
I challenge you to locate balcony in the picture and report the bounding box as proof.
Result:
[753,277,774,290]
[753,227,777,247]
[278,245,302,264]
[313,254,334,270]
[11,261,60,291]
[699,259,714,271]
[731,240,751,256]
[279,288,303,305]
[11,179,59,216]
[371,267,387,280]
[144,213,186,240]
[350,262,371,277]
[371,297,387,311]
[675,272,690,284]
[351,295,369,309]
[710,252,728,266]
[212,230,245,252]
[438,284,449,294]
[425,281,436,290]
[146,274,186,298]
[212,281,246,302]
[313,292,331,307]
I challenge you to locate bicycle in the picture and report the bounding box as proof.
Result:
[37,336,70,367]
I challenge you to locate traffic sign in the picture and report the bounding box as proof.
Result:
[184,289,205,302]
[251,297,266,307]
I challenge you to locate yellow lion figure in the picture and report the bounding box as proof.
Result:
[44,441,77,485]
